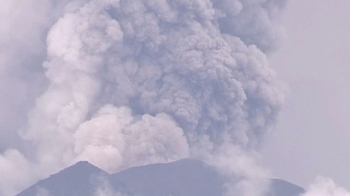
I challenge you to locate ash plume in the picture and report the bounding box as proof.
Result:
[0,0,287,195]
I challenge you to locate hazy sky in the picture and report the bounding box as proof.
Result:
[262,0,350,190]
[1,0,350,195]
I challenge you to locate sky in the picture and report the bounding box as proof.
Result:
[1,0,350,195]
[262,0,350,190]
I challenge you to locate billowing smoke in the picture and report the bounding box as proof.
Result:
[35,187,52,196]
[302,177,350,196]
[92,175,126,196]
[0,0,287,195]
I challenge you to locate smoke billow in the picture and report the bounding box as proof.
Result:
[0,0,288,195]
[93,175,126,196]
[302,177,350,196]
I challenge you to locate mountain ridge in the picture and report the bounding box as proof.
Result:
[17,159,304,196]
[16,161,129,196]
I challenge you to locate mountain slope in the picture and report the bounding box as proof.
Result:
[113,159,227,196]
[268,178,305,196]
[16,159,304,196]
[16,161,130,196]
[113,159,304,196]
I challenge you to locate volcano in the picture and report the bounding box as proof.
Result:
[17,159,304,196]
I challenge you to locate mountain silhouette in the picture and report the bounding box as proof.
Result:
[17,159,304,196]
[16,161,130,196]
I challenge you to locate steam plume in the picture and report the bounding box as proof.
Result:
[0,0,287,195]
[302,177,350,196]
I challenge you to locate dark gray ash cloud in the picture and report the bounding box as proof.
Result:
[0,0,288,195]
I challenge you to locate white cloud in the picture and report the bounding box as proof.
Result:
[73,105,189,173]
[35,187,52,196]
[93,175,126,196]
[302,177,350,196]
[0,149,37,196]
